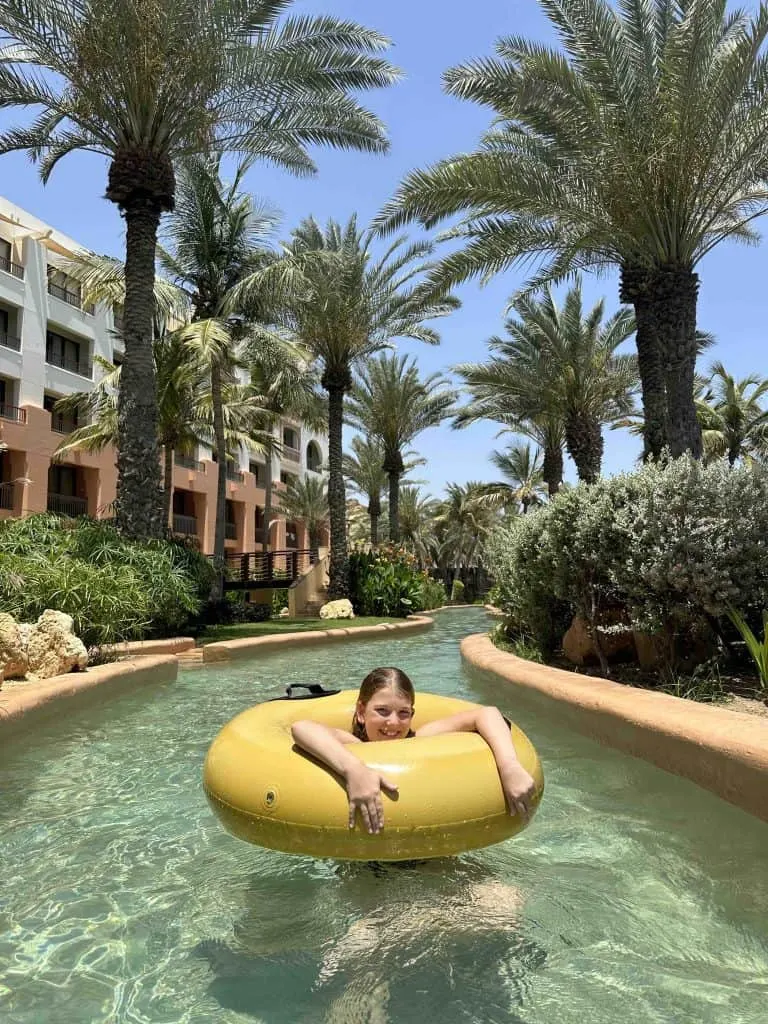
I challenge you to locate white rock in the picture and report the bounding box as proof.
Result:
[278,607,290,618]
[319,599,355,620]
[25,609,89,679]
[0,612,28,679]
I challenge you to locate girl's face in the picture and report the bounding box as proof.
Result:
[356,686,414,741]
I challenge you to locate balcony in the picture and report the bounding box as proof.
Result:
[0,481,14,511]
[226,465,244,483]
[173,514,198,536]
[50,412,79,434]
[225,522,237,540]
[0,254,24,280]
[0,403,26,424]
[45,349,93,379]
[47,493,88,517]
[0,332,21,352]
[175,453,205,473]
[48,280,95,315]
[282,445,301,464]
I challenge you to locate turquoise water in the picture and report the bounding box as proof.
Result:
[1,608,767,1024]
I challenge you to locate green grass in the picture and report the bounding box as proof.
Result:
[198,616,402,645]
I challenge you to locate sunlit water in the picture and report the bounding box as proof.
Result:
[1,608,767,1024]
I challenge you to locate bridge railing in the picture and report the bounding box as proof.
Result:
[220,549,318,589]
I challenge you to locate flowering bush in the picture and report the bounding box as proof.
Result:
[487,458,768,661]
[348,544,430,617]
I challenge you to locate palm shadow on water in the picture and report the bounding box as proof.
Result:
[192,855,547,1023]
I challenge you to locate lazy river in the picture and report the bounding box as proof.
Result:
[1,608,767,1023]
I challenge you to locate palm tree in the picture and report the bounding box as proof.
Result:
[475,444,547,514]
[398,485,440,564]
[248,345,325,556]
[276,476,328,551]
[696,362,768,466]
[455,400,565,498]
[434,482,497,571]
[0,0,398,538]
[456,284,638,484]
[346,354,457,542]
[377,0,768,462]
[236,216,458,597]
[160,157,284,589]
[342,436,387,546]
[53,337,268,528]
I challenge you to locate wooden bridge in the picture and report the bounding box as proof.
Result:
[221,549,318,591]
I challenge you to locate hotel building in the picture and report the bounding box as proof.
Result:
[0,196,327,554]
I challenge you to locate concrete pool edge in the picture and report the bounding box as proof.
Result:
[201,614,434,662]
[0,655,179,732]
[461,633,768,823]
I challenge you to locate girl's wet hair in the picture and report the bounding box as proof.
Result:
[352,667,415,741]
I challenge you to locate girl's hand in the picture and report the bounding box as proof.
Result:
[345,764,399,834]
[498,762,536,821]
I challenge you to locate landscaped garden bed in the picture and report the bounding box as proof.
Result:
[487,458,768,714]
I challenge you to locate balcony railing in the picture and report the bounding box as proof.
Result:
[47,280,95,314]
[50,413,79,434]
[225,521,237,540]
[226,465,244,483]
[0,255,24,280]
[175,453,205,473]
[282,445,301,463]
[0,481,14,511]
[45,350,93,378]
[0,403,27,424]
[0,332,21,352]
[173,514,198,536]
[47,493,88,517]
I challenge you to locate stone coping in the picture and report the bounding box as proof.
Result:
[202,614,434,663]
[0,655,179,732]
[461,633,768,824]
[103,637,196,657]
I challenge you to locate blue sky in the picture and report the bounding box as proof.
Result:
[1,0,766,498]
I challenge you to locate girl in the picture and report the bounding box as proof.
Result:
[291,666,537,835]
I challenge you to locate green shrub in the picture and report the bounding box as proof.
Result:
[450,578,465,603]
[487,458,768,663]
[271,588,289,615]
[420,575,447,610]
[348,545,426,617]
[0,514,214,647]
[202,596,272,626]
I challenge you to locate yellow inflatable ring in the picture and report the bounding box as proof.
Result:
[203,690,544,861]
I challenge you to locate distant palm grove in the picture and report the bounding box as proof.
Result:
[3,0,768,604]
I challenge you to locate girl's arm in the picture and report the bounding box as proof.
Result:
[415,707,536,819]
[290,720,398,834]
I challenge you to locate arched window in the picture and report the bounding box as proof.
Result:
[306,440,322,473]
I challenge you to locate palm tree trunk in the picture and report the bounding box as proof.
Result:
[388,471,401,542]
[114,203,164,539]
[263,439,274,552]
[163,446,174,530]
[324,374,349,598]
[565,411,603,484]
[210,363,227,601]
[369,509,379,545]
[542,443,563,497]
[620,265,669,460]
[655,268,702,459]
